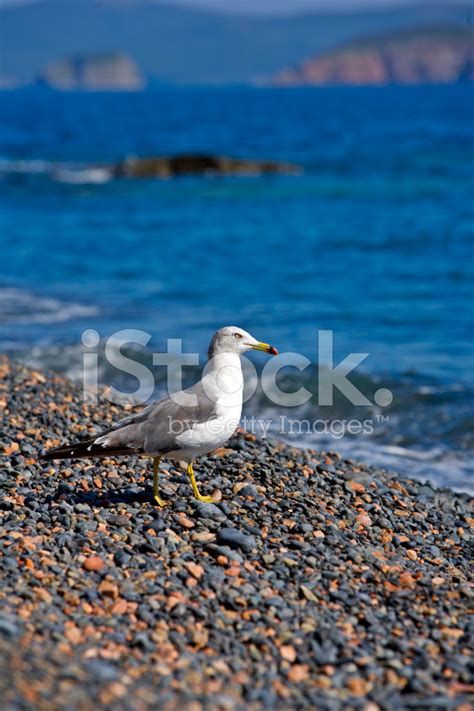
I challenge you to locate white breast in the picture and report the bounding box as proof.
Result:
[172,352,243,459]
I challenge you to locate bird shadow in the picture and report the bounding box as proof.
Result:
[55,485,161,508]
[50,466,188,509]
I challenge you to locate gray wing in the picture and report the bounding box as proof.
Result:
[42,382,218,461]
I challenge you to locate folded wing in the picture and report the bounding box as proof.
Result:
[40,382,218,461]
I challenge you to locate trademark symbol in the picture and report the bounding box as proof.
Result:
[376,415,390,424]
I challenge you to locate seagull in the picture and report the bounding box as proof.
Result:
[41,326,278,505]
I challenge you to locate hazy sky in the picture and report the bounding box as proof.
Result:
[0,0,434,14]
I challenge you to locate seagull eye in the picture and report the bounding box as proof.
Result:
[234,333,242,339]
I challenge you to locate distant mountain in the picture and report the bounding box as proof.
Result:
[0,0,472,85]
[39,52,145,90]
[272,26,474,86]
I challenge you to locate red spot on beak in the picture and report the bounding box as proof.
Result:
[268,346,278,356]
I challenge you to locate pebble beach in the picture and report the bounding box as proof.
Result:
[0,357,472,710]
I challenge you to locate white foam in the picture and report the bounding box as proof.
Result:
[0,287,98,325]
[0,159,112,184]
[377,444,443,461]
[52,167,112,184]
[0,159,50,174]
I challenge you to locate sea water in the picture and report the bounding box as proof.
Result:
[1,85,473,490]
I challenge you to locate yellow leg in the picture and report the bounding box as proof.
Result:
[187,462,213,503]
[153,457,167,507]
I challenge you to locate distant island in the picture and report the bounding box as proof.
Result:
[272,27,474,87]
[0,0,471,86]
[39,53,145,91]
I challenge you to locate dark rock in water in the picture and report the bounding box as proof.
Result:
[112,153,301,179]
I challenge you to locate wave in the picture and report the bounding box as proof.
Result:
[10,339,473,492]
[284,434,474,494]
[0,159,112,185]
[0,159,51,174]
[15,346,474,492]
[0,287,98,326]
[52,167,112,184]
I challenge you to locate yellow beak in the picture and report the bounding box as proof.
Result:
[248,341,278,355]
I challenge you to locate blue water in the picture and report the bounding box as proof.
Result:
[1,86,473,490]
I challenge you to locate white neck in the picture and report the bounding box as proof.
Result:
[207,351,242,372]
[204,351,243,406]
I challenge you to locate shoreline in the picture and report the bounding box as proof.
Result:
[6,342,474,493]
[1,358,472,709]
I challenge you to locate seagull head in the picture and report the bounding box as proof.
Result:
[208,326,278,358]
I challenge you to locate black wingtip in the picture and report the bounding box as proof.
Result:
[39,451,58,461]
[39,443,82,461]
[39,440,138,462]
